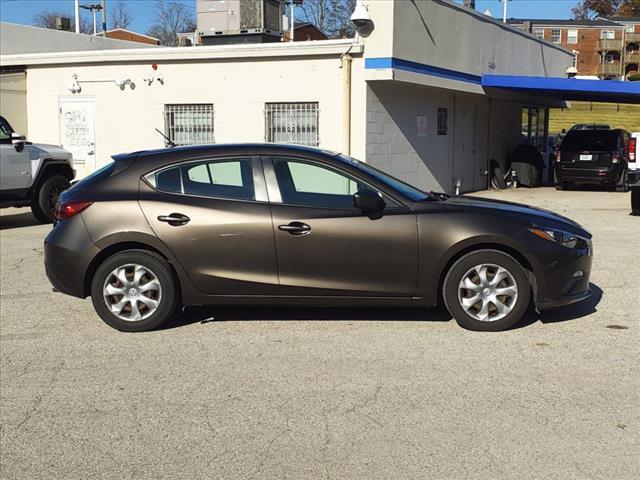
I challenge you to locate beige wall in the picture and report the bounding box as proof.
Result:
[25,54,367,171]
[0,72,27,135]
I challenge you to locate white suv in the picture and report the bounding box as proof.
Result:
[0,116,75,223]
[630,132,639,215]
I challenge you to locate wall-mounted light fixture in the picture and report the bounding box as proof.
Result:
[67,73,136,94]
[143,64,164,86]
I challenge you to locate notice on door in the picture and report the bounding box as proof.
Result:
[416,115,428,137]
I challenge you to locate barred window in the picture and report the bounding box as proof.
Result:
[164,104,214,146]
[265,102,319,146]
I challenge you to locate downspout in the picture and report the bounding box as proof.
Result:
[342,53,352,156]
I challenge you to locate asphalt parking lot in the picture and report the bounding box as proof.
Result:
[1,187,638,479]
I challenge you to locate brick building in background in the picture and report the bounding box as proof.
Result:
[508,17,640,80]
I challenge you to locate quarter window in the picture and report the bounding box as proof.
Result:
[551,29,561,44]
[164,104,214,146]
[265,102,319,146]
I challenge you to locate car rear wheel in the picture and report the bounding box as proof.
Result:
[31,174,69,223]
[443,249,531,332]
[91,250,178,332]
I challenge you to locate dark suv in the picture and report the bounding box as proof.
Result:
[555,129,631,191]
[45,144,593,332]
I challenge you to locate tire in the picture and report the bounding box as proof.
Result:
[443,249,531,332]
[615,171,629,193]
[631,187,640,216]
[90,250,179,332]
[555,182,567,191]
[31,174,70,223]
[491,166,507,190]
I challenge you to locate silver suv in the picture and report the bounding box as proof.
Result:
[0,115,75,222]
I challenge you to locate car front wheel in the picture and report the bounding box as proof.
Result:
[443,249,531,331]
[91,250,178,332]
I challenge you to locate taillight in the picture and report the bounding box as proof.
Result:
[54,201,92,221]
[630,138,637,163]
[555,150,562,163]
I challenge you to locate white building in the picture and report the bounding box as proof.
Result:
[0,1,573,193]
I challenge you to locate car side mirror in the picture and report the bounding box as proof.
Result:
[11,132,26,151]
[353,189,385,218]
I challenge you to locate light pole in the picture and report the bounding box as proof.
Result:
[289,0,303,41]
[80,4,103,35]
[74,0,80,33]
[500,0,510,23]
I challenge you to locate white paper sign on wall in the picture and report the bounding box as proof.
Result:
[417,115,428,137]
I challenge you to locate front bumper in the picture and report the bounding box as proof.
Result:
[534,240,593,310]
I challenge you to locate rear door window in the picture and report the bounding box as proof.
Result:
[150,158,255,200]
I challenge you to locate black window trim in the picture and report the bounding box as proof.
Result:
[261,154,410,211]
[142,155,268,203]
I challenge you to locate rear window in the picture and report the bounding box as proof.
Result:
[562,131,619,152]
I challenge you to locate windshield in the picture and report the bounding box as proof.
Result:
[339,155,431,201]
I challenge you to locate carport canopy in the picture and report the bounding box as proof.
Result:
[482,75,640,104]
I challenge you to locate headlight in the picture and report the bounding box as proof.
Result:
[528,228,578,248]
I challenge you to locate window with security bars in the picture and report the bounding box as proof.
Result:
[264,102,319,146]
[164,104,214,146]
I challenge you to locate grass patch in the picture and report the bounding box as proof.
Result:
[549,102,640,134]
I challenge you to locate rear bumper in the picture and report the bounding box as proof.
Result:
[556,165,622,185]
[44,215,99,298]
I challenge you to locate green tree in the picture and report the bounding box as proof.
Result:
[572,0,639,19]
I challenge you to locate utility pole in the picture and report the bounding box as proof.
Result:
[74,0,80,33]
[102,0,107,33]
[500,0,510,23]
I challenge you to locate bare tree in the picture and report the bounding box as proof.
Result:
[109,0,133,30]
[298,0,356,38]
[33,10,92,34]
[146,0,195,46]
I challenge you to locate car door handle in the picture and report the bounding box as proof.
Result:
[278,222,311,236]
[157,213,190,226]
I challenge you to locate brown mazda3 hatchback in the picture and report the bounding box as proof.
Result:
[45,144,593,332]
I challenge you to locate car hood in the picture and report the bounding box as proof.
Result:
[442,195,589,236]
[28,143,73,161]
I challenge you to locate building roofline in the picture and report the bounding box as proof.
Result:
[0,38,363,67]
[101,29,160,41]
[507,18,623,27]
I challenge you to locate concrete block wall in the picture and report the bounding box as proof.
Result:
[366,82,454,193]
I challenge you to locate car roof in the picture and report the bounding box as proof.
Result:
[114,143,341,161]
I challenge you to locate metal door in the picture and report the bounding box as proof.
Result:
[59,97,96,178]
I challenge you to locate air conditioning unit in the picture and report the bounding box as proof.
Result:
[54,16,72,32]
[197,0,284,45]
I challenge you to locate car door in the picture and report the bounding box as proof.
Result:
[264,156,419,297]
[138,156,278,296]
[0,116,31,191]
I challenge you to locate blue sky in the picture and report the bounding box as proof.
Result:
[0,0,579,35]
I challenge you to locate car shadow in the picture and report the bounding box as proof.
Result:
[0,212,42,230]
[159,304,454,331]
[515,283,603,329]
[159,283,603,332]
